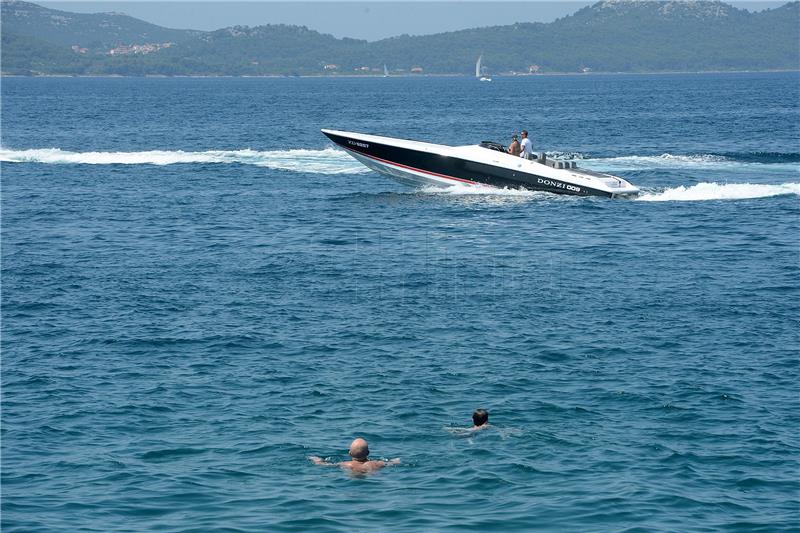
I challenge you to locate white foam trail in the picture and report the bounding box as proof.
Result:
[428,181,800,202]
[421,183,544,197]
[636,182,800,202]
[6,146,797,176]
[0,147,369,175]
[582,153,799,172]
[548,152,727,164]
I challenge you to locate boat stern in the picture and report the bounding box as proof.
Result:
[608,181,640,198]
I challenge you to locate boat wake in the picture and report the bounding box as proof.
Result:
[557,152,799,172]
[421,183,543,198]
[635,182,800,202]
[4,146,797,175]
[428,181,800,202]
[4,146,798,202]
[0,146,368,175]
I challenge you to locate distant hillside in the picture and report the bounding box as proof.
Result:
[1,0,197,47]
[365,0,800,73]
[2,0,798,76]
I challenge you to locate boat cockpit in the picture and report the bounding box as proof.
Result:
[478,140,579,169]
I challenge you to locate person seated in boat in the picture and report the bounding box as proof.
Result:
[508,135,521,156]
[472,409,490,430]
[309,438,400,473]
[520,130,534,160]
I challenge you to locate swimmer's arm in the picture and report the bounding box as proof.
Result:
[309,455,336,466]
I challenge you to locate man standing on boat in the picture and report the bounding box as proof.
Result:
[520,130,534,160]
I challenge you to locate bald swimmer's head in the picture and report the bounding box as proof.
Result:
[348,438,370,462]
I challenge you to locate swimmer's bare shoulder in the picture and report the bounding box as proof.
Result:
[309,438,399,473]
[309,457,400,471]
[341,458,399,472]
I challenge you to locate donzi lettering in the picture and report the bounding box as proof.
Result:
[537,178,580,193]
[348,140,369,148]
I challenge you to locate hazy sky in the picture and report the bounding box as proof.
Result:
[40,1,788,41]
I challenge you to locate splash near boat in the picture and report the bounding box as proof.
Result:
[321,129,640,198]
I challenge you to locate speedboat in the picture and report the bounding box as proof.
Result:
[321,129,640,198]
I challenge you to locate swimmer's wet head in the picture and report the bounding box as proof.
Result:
[348,438,370,462]
[473,409,489,427]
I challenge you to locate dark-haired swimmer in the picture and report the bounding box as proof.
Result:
[309,438,400,473]
[446,409,491,437]
[472,409,489,430]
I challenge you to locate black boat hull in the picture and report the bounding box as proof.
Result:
[322,130,628,198]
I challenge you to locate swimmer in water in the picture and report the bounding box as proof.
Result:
[445,409,491,437]
[472,409,489,430]
[309,438,400,473]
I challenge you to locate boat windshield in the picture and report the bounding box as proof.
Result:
[479,141,507,153]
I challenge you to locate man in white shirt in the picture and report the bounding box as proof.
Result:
[519,130,533,160]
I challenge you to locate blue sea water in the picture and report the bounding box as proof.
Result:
[1,73,799,532]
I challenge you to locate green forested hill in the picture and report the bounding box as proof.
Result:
[360,0,800,73]
[1,0,197,47]
[2,0,798,75]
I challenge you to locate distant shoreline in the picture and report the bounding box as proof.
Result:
[5,0,797,85]
[2,69,798,79]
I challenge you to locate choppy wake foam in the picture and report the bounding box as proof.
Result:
[4,146,798,173]
[576,153,799,172]
[3,146,798,201]
[0,147,368,175]
[636,182,800,202]
[423,184,542,198]
[432,182,800,202]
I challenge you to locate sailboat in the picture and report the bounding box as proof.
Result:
[384,64,389,77]
[476,55,492,82]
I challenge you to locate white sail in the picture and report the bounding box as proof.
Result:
[476,55,492,81]
[384,64,389,77]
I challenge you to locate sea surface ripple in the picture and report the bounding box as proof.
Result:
[2,73,799,532]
